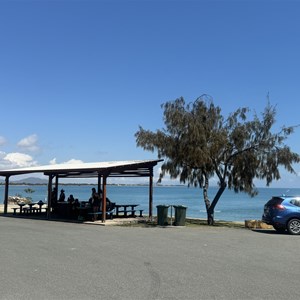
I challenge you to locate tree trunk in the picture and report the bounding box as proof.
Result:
[207,208,214,225]
[205,181,227,226]
[202,175,215,225]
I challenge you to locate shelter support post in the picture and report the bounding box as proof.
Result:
[149,168,153,220]
[47,175,54,219]
[97,174,102,194]
[55,176,58,198]
[102,175,107,223]
[4,176,10,214]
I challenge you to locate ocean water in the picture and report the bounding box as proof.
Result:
[1,184,299,222]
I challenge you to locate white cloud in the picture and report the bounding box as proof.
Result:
[0,136,6,146]
[3,152,37,168]
[0,151,12,169]
[17,134,39,152]
[50,158,85,165]
[50,158,84,165]
[49,158,57,165]
[63,159,84,164]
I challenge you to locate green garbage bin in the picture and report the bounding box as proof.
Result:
[174,205,187,226]
[156,205,169,226]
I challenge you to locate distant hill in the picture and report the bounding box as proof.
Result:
[15,177,48,184]
[0,177,48,185]
[0,177,183,186]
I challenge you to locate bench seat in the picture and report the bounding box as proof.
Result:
[116,209,144,217]
[22,207,39,214]
[88,210,115,220]
[12,206,48,215]
[12,207,21,215]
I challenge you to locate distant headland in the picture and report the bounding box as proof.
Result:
[0,177,184,187]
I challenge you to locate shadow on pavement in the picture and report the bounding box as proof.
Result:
[251,229,286,235]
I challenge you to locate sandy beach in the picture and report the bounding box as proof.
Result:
[0,204,17,213]
[0,204,48,214]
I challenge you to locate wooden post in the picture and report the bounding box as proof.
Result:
[47,175,53,219]
[102,175,107,223]
[149,168,153,220]
[4,176,9,214]
[97,173,102,194]
[55,175,58,198]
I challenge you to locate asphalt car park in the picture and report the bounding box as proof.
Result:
[1,216,300,300]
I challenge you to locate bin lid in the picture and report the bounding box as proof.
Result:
[173,205,187,208]
[156,204,170,208]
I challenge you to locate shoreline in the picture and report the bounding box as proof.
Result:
[0,204,271,229]
[0,204,246,222]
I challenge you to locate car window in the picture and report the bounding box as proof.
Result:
[290,199,300,207]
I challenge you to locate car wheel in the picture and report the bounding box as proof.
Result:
[273,225,286,234]
[287,219,300,235]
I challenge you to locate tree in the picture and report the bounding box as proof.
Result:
[24,188,35,202]
[135,95,300,225]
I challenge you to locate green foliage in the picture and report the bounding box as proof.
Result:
[135,95,300,224]
[24,188,35,194]
[24,188,35,202]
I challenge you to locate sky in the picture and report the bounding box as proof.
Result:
[0,0,300,187]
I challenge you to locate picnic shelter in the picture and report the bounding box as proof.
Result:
[0,159,163,222]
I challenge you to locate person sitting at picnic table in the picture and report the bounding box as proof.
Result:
[67,194,75,215]
[73,198,80,209]
[89,188,95,204]
[100,197,112,211]
[72,198,80,217]
[67,194,75,205]
[58,189,65,202]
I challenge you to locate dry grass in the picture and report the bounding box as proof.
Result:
[118,217,246,229]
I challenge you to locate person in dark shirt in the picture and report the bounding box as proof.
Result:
[91,188,100,221]
[67,194,75,205]
[72,198,80,217]
[58,189,65,202]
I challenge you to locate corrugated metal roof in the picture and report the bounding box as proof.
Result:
[0,159,163,178]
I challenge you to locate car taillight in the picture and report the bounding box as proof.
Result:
[273,204,285,210]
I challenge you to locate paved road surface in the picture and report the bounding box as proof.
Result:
[0,217,299,300]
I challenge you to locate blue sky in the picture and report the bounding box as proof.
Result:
[0,0,300,187]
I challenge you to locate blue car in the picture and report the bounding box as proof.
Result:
[262,196,300,235]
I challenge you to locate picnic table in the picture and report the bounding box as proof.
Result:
[12,201,47,215]
[77,202,115,221]
[115,204,143,217]
[23,203,37,214]
[16,202,26,214]
[77,206,90,220]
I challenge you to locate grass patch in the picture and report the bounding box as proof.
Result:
[118,217,245,229]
